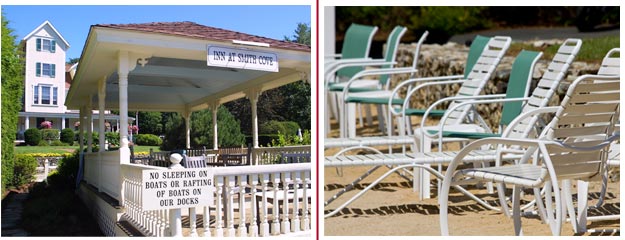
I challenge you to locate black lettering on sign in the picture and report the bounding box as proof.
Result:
[149,172,159,179]
[214,51,226,61]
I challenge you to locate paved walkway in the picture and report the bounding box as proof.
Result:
[1,192,29,236]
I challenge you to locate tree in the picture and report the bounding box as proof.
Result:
[67,57,80,65]
[160,106,245,150]
[136,111,163,135]
[1,13,24,190]
[284,22,311,45]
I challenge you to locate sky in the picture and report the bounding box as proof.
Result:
[1,5,311,61]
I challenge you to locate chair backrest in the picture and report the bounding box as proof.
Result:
[499,50,543,126]
[505,39,582,139]
[378,26,407,86]
[336,23,378,79]
[464,35,492,79]
[443,36,511,126]
[541,74,620,180]
[597,48,620,76]
[149,149,171,167]
[182,154,207,168]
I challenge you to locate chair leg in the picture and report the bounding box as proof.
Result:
[439,173,452,236]
[497,182,512,217]
[562,180,579,233]
[576,180,589,233]
[346,102,357,138]
[512,185,523,236]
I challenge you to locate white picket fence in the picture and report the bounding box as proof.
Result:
[251,146,311,165]
[120,162,312,237]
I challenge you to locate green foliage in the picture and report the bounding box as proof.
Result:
[414,7,491,39]
[136,111,163,135]
[284,22,311,46]
[268,129,311,147]
[56,150,80,186]
[60,128,74,145]
[42,129,60,141]
[24,128,42,146]
[38,140,49,146]
[161,106,246,150]
[2,13,24,191]
[50,140,67,146]
[260,120,300,136]
[135,134,162,146]
[105,132,120,147]
[12,154,38,186]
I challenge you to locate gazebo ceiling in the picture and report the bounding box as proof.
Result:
[66,21,311,112]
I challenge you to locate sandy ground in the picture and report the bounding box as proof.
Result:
[322,108,620,236]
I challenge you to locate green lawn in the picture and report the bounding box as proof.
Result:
[508,35,619,63]
[14,145,160,155]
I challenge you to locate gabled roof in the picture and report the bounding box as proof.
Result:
[22,20,70,49]
[95,21,310,52]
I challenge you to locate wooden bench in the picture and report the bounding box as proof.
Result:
[148,149,171,167]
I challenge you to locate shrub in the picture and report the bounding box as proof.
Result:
[24,128,42,146]
[13,154,38,186]
[135,134,162,146]
[42,129,60,142]
[260,120,300,136]
[56,151,80,187]
[105,132,120,147]
[38,140,49,146]
[60,128,74,145]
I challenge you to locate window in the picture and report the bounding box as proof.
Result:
[33,85,58,106]
[35,62,55,78]
[36,38,56,53]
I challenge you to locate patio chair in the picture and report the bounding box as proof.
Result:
[325,23,378,133]
[439,73,620,236]
[415,39,582,153]
[182,154,208,168]
[148,149,171,167]
[326,26,408,137]
[324,49,543,212]
[324,34,490,150]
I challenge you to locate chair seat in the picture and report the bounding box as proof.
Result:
[423,123,499,139]
[324,149,520,167]
[400,108,447,117]
[329,79,379,92]
[325,135,415,148]
[458,164,545,187]
[346,90,404,105]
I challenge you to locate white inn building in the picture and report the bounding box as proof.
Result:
[17,21,125,140]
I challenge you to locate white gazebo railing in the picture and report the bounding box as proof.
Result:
[251,145,312,165]
[119,162,312,237]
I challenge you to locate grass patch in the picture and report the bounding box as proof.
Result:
[508,35,619,63]
[14,145,79,155]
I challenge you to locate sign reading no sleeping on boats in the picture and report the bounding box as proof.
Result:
[207,45,279,72]
[142,169,215,210]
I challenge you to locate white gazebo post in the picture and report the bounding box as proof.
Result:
[98,77,106,152]
[86,96,93,153]
[183,109,192,149]
[78,106,85,153]
[209,102,219,150]
[61,116,66,129]
[246,88,261,149]
[25,116,30,130]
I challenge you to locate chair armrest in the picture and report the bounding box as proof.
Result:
[393,79,466,116]
[341,67,418,96]
[325,58,391,82]
[425,96,529,139]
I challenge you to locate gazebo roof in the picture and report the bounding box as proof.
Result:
[66,21,311,113]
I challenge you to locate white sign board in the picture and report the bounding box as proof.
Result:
[142,168,215,210]
[207,45,279,72]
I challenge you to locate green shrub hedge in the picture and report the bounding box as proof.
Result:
[24,128,42,146]
[260,120,300,136]
[135,134,162,146]
[60,128,74,145]
[13,154,38,186]
[41,129,60,141]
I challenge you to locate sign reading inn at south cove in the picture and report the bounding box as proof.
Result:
[142,168,215,210]
[207,45,279,72]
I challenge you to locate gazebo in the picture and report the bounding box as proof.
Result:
[65,22,312,237]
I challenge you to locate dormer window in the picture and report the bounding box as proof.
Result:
[36,38,56,53]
